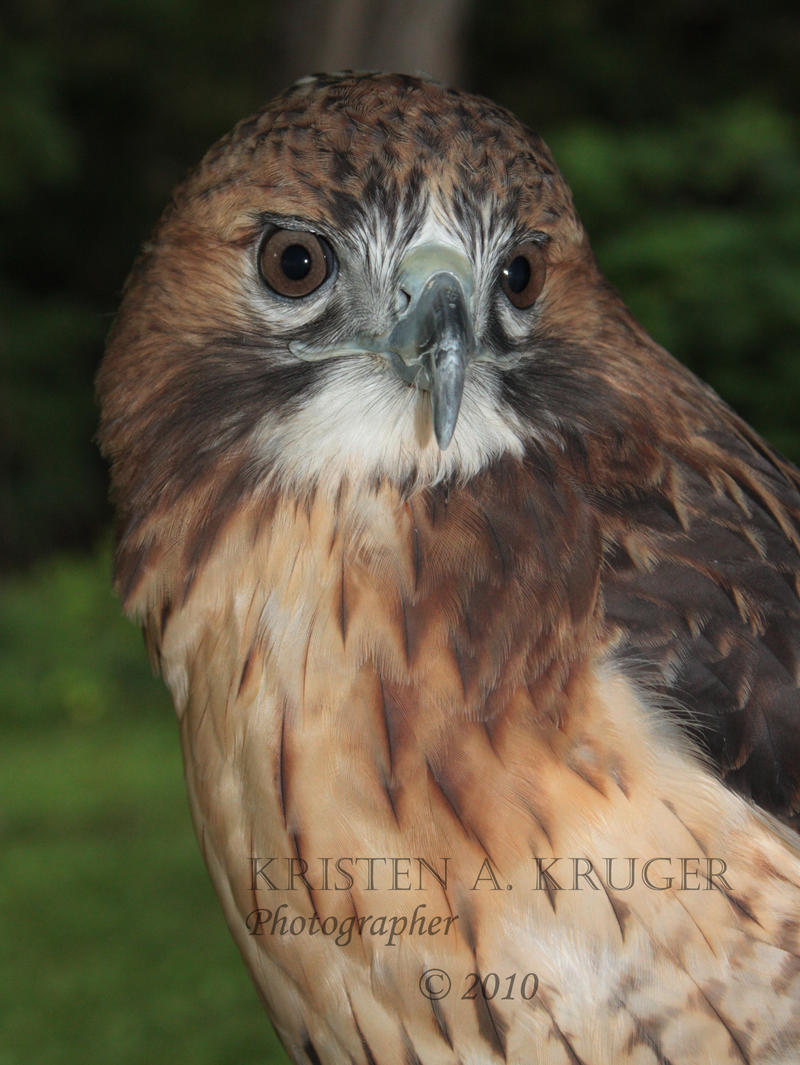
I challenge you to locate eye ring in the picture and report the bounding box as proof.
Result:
[258,228,335,298]
[499,242,547,310]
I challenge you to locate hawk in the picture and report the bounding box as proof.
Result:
[98,73,800,1064]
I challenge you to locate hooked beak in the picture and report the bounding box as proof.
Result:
[428,277,469,450]
[289,243,484,450]
[384,269,473,449]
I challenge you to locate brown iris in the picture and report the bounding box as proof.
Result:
[500,242,547,309]
[258,229,334,297]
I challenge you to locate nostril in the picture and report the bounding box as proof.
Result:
[397,288,411,313]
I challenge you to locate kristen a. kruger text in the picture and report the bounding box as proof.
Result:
[248,855,732,892]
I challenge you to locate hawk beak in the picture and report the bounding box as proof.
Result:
[384,245,477,450]
[426,276,469,450]
[385,270,472,449]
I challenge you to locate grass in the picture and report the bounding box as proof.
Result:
[0,545,289,1065]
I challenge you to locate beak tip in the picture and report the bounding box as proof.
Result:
[436,432,454,451]
[433,408,458,450]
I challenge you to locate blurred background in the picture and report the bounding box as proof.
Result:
[2,1,799,1061]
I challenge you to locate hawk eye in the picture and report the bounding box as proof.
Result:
[258,228,334,298]
[500,243,546,309]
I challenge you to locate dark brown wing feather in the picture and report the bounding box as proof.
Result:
[600,415,800,825]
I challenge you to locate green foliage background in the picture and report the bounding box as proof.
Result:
[2,1,799,1062]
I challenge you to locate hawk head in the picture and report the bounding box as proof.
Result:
[98,71,679,593]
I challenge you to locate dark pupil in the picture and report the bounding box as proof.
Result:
[281,243,313,281]
[505,255,531,294]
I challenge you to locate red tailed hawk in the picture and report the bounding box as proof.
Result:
[97,73,800,1064]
